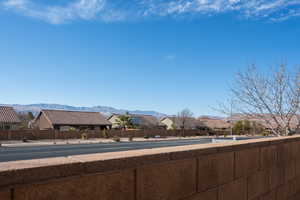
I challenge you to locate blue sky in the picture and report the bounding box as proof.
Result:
[1,0,300,116]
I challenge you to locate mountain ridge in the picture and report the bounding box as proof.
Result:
[1,103,167,118]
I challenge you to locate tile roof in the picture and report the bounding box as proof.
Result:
[130,114,164,127]
[40,109,111,126]
[0,106,21,123]
[198,117,231,129]
[161,116,205,129]
[108,113,164,127]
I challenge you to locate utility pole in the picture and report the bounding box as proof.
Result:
[230,99,233,136]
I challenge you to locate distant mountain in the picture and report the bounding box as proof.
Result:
[1,103,167,118]
[198,115,225,120]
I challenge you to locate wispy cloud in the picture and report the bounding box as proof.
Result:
[2,0,300,24]
[165,54,176,61]
[1,0,125,24]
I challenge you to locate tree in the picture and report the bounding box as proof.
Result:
[243,120,251,133]
[233,121,244,135]
[223,63,300,136]
[115,114,133,130]
[177,108,194,136]
[28,112,34,120]
[17,112,35,129]
[233,120,264,135]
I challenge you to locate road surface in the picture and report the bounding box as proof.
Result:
[0,137,261,162]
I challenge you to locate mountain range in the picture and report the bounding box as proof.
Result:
[1,103,167,118]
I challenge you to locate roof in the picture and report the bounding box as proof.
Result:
[198,117,231,129]
[37,109,111,126]
[0,106,21,123]
[161,116,205,129]
[108,113,164,127]
[107,113,121,121]
[131,114,164,127]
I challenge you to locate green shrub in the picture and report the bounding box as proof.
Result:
[102,130,110,138]
[69,127,76,131]
[262,131,270,136]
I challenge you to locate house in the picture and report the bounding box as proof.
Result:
[31,109,111,131]
[0,106,21,130]
[107,114,122,129]
[160,117,177,130]
[131,114,166,129]
[228,113,300,132]
[107,113,165,129]
[160,116,205,130]
[198,117,231,131]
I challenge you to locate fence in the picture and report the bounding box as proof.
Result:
[0,129,228,140]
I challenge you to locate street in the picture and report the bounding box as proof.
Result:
[0,138,213,162]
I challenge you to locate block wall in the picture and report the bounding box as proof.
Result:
[1,136,300,200]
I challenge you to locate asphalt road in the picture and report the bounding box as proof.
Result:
[0,138,214,162]
[0,137,265,163]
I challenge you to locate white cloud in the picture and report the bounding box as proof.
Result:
[3,0,27,8]
[165,54,176,61]
[1,0,122,24]
[1,0,300,24]
[142,0,300,20]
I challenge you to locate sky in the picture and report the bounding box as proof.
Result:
[1,0,300,116]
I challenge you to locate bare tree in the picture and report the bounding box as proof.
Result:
[222,63,300,136]
[177,109,194,136]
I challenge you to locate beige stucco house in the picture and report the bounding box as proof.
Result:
[160,117,177,130]
[198,117,231,131]
[0,106,21,130]
[160,116,205,130]
[107,113,165,129]
[107,114,122,129]
[31,109,111,131]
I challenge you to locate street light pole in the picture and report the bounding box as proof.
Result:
[230,99,233,136]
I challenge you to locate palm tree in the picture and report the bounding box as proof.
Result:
[116,114,133,130]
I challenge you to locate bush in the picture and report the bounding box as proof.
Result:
[113,136,121,142]
[69,127,76,131]
[262,131,270,136]
[129,135,134,141]
[144,135,149,139]
[102,130,110,138]
[81,133,88,140]
[196,132,202,136]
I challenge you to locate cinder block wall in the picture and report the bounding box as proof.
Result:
[1,136,300,200]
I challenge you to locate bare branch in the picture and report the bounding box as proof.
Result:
[219,63,300,136]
